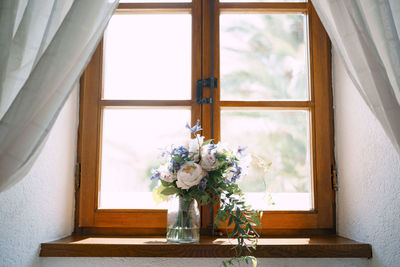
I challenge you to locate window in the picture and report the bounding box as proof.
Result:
[77,0,334,236]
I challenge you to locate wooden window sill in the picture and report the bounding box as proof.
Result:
[40,235,372,258]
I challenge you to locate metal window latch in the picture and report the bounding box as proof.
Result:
[331,166,338,191]
[196,77,217,104]
[75,162,81,189]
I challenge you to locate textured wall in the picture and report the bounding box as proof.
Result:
[1,51,400,267]
[0,88,78,267]
[333,51,400,267]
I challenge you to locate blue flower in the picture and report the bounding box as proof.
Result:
[237,146,247,157]
[208,144,217,151]
[150,169,160,180]
[169,146,190,172]
[186,119,202,133]
[198,177,208,191]
[172,146,189,159]
[230,161,242,183]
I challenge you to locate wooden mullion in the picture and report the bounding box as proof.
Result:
[211,1,222,237]
[78,43,104,228]
[220,101,313,109]
[192,0,202,126]
[309,3,334,229]
[200,0,219,236]
[201,0,213,142]
[99,100,192,107]
[94,212,166,229]
[116,3,192,14]
[219,2,307,13]
[96,209,166,213]
[213,0,221,145]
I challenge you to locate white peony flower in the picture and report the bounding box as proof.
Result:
[158,164,176,183]
[176,163,206,190]
[200,145,219,171]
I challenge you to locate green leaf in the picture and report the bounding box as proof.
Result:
[251,256,258,267]
[172,156,183,162]
[187,152,198,161]
[160,187,178,195]
[202,139,213,146]
[227,215,234,227]
[160,179,170,187]
[201,194,210,205]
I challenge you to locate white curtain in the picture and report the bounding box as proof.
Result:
[312,0,400,154]
[0,0,119,192]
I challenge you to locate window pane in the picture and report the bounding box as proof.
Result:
[220,14,308,101]
[221,110,312,210]
[103,14,191,100]
[99,109,191,209]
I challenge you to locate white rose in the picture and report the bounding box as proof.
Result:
[176,163,206,190]
[200,145,219,171]
[158,164,176,183]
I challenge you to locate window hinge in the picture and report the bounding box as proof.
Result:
[331,166,338,191]
[196,77,217,104]
[75,162,81,189]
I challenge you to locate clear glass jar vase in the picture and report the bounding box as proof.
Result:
[166,196,200,243]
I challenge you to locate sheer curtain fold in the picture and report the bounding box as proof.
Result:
[0,0,119,192]
[312,0,400,154]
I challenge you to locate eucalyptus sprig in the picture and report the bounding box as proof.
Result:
[214,185,262,267]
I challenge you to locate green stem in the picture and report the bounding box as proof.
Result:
[167,197,197,242]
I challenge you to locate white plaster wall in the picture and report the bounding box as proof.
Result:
[0,87,78,267]
[1,51,400,267]
[333,51,400,267]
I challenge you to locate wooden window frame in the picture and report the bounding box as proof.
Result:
[75,0,334,237]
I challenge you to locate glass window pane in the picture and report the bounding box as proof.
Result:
[103,14,191,100]
[221,110,312,210]
[99,109,191,209]
[220,14,308,101]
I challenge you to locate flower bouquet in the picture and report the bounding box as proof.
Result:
[151,120,262,266]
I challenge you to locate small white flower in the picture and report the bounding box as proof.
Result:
[176,163,206,190]
[187,134,204,162]
[158,164,176,183]
[215,142,232,155]
[223,167,235,182]
[238,154,251,177]
[200,145,219,171]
